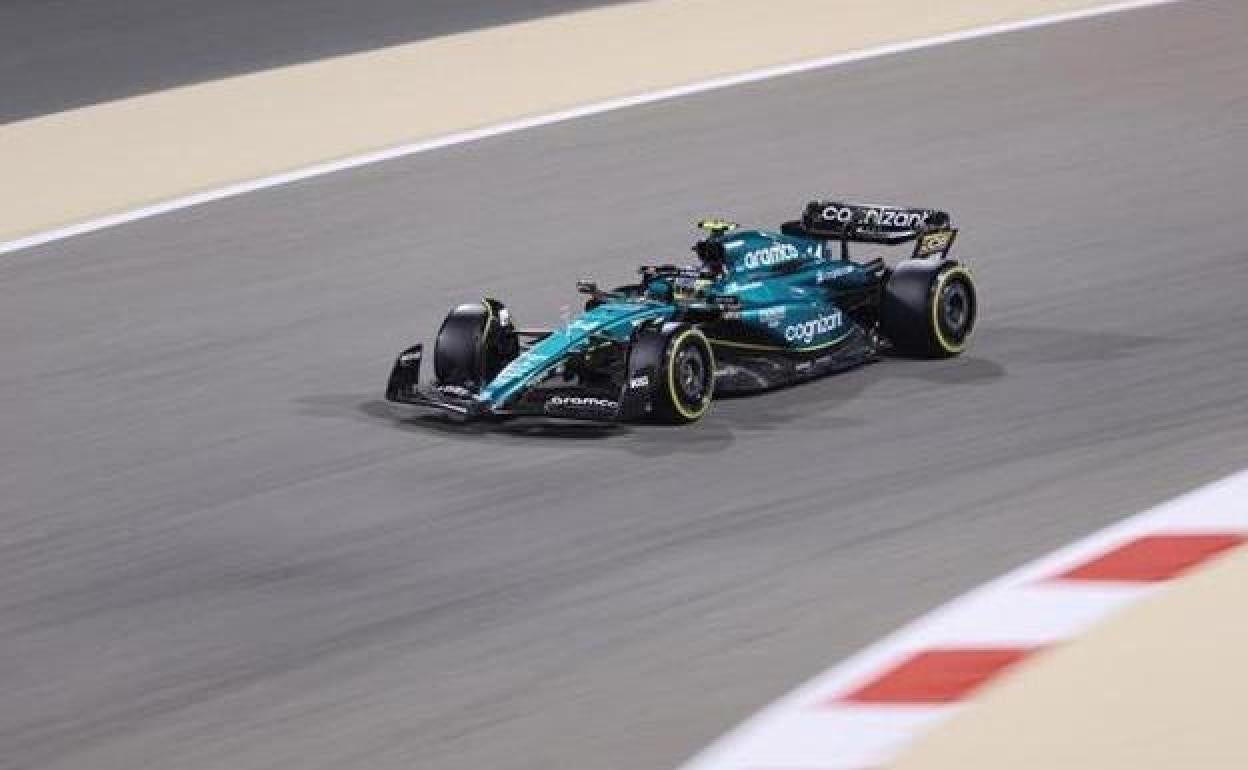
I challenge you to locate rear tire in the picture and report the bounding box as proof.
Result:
[433,299,518,386]
[881,262,977,357]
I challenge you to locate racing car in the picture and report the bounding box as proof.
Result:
[385,200,977,424]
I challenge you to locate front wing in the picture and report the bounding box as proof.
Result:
[384,344,627,422]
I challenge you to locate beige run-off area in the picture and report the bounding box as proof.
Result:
[2,0,1122,243]
[890,546,1248,770]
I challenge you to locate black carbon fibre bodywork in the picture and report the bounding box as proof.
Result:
[709,325,879,395]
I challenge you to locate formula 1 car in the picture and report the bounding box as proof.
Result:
[385,200,977,424]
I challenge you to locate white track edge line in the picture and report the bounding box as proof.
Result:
[679,467,1248,770]
[0,0,1185,257]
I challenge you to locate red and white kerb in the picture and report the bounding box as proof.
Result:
[681,472,1248,770]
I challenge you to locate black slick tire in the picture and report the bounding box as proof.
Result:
[652,325,715,424]
[433,300,517,386]
[880,261,977,357]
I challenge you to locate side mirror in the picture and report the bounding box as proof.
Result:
[576,279,599,295]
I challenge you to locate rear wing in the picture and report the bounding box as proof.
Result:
[797,201,957,259]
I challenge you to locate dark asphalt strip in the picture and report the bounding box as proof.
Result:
[0,0,633,123]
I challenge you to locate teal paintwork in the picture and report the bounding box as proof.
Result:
[704,229,872,351]
[475,228,877,410]
[479,300,673,407]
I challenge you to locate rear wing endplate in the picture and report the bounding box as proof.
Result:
[911,227,958,260]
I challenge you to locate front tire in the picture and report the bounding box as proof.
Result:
[653,326,716,424]
[881,262,977,357]
[433,299,518,386]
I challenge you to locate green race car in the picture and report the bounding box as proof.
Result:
[385,200,977,424]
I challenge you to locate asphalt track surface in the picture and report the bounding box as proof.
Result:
[3,3,1247,769]
[0,0,630,123]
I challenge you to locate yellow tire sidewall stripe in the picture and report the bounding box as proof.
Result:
[930,265,975,354]
[667,328,714,421]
